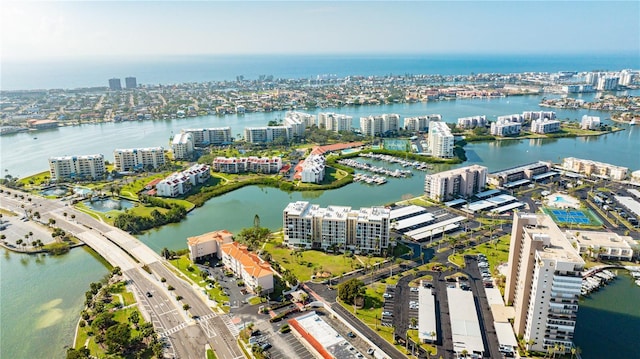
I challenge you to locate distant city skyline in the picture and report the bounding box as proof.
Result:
[1,1,639,62]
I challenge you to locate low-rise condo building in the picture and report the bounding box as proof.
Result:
[490,119,522,137]
[113,147,165,172]
[488,161,554,188]
[504,213,584,355]
[427,121,454,158]
[497,114,525,123]
[318,112,352,132]
[171,132,194,159]
[523,111,556,122]
[187,230,234,262]
[424,165,488,201]
[283,201,391,254]
[156,164,210,197]
[566,230,635,261]
[244,126,290,144]
[530,118,561,134]
[562,157,628,180]
[284,111,313,137]
[580,115,601,130]
[212,156,282,174]
[182,127,232,146]
[457,115,487,129]
[299,154,325,184]
[221,242,273,294]
[288,111,317,128]
[49,154,105,181]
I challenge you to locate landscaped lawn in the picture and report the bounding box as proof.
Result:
[449,234,510,272]
[264,240,387,282]
[169,256,230,308]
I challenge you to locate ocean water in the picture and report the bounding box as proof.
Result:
[1,53,638,90]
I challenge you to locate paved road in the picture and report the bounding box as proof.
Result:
[0,188,243,359]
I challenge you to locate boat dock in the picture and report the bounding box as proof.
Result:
[358,152,433,171]
[581,269,617,296]
[338,158,412,178]
[353,173,387,185]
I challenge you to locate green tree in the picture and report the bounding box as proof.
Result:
[105,322,131,353]
[65,347,90,359]
[338,278,366,305]
[92,312,115,331]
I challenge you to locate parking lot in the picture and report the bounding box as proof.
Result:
[267,329,315,359]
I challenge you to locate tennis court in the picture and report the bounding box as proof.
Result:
[383,139,411,152]
[543,208,602,226]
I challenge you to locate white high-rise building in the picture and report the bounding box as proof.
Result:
[404,114,441,132]
[359,114,400,136]
[285,111,316,130]
[171,132,194,160]
[580,115,601,130]
[424,165,487,201]
[182,127,232,146]
[283,201,391,254]
[244,126,290,144]
[114,147,165,172]
[49,154,105,181]
[504,213,584,355]
[318,112,353,132]
[596,76,619,91]
[427,121,454,158]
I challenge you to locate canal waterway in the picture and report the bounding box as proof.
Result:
[1,92,639,358]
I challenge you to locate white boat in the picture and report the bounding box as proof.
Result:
[630,119,636,126]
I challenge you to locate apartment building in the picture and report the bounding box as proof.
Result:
[566,230,635,261]
[488,162,553,187]
[561,157,628,180]
[221,242,274,294]
[187,230,234,261]
[427,121,454,158]
[457,115,487,129]
[171,132,194,159]
[113,147,165,172]
[244,126,290,144]
[49,154,105,181]
[504,213,584,354]
[596,76,619,91]
[156,164,210,197]
[580,115,601,130]
[182,127,232,146]
[523,111,556,122]
[497,114,524,123]
[404,114,441,132]
[283,201,391,254]
[530,118,561,134]
[285,111,315,136]
[490,119,522,137]
[212,156,282,174]
[359,114,400,137]
[299,154,325,184]
[318,112,352,132]
[424,165,488,201]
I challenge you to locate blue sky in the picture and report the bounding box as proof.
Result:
[1,1,638,61]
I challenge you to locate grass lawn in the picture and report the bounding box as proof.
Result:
[75,306,147,357]
[17,171,50,187]
[248,296,266,305]
[264,241,365,282]
[207,348,218,359]
[169,256,230,307]
[449,235,510,272]
[120,173,173,198]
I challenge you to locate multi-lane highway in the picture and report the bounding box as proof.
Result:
[0,188,244,359]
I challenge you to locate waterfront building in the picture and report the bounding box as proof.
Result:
[561,157,628,180]
[318,112,352,132]
[156,164,210,197]
[221,241,273,294]
[108,78,122,91]
[187,230,234,262]
[27,119,59,129]
[244,126,290,144]
[457,115,487,129]
[404,114,441,132]
[284,113,307,138]
[530,118,561,134]
[490,119,522,137]
[580,115,601,130]
[212,156,282,174]
[497,114,524,123]
[618,69,635,86]
[298,154,325,184]
[596,76,619,91]
[423,165,488,201]
[359,114,400,137]
[49,154,105,181]
[282,201,391,254]
[171,132,194,160]
[113,147,165,172]
[125,77,137,89]
[523,111,556,122]
[182,127,232,146]
[504,213,584,354]
[566,230,635,261]
[562,84,594,93]
[427,121,454,158]
[488,161,554,188]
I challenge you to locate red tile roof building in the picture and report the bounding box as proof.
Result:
[221,242,274,294]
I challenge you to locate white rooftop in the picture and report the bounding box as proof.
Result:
[390,205,427,220]
[394,213,435,230]
[614,196,640,217]
[418,286,437,342]
[447,287,485,355]
[494,322,518,348]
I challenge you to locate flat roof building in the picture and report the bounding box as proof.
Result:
[283,201,391,254]
[244,126,290,144]
[561,157,628,181]
[182,127,232,146]
[504,213,584,354]
[289,311,363,359]
[108,78,122,91]
[49,154,105,181]
[171,132,194,160]
[318,112,352,132]
[424,165,488,202]
[447,287,485,357]
[566,230,635,261]
[530,118,561,134]
[114,147,165,172]
[125,76,137,89]
[360,114,400,137]
[418,285,437,343]
[427,121,454,158]
[488,161,553,187]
